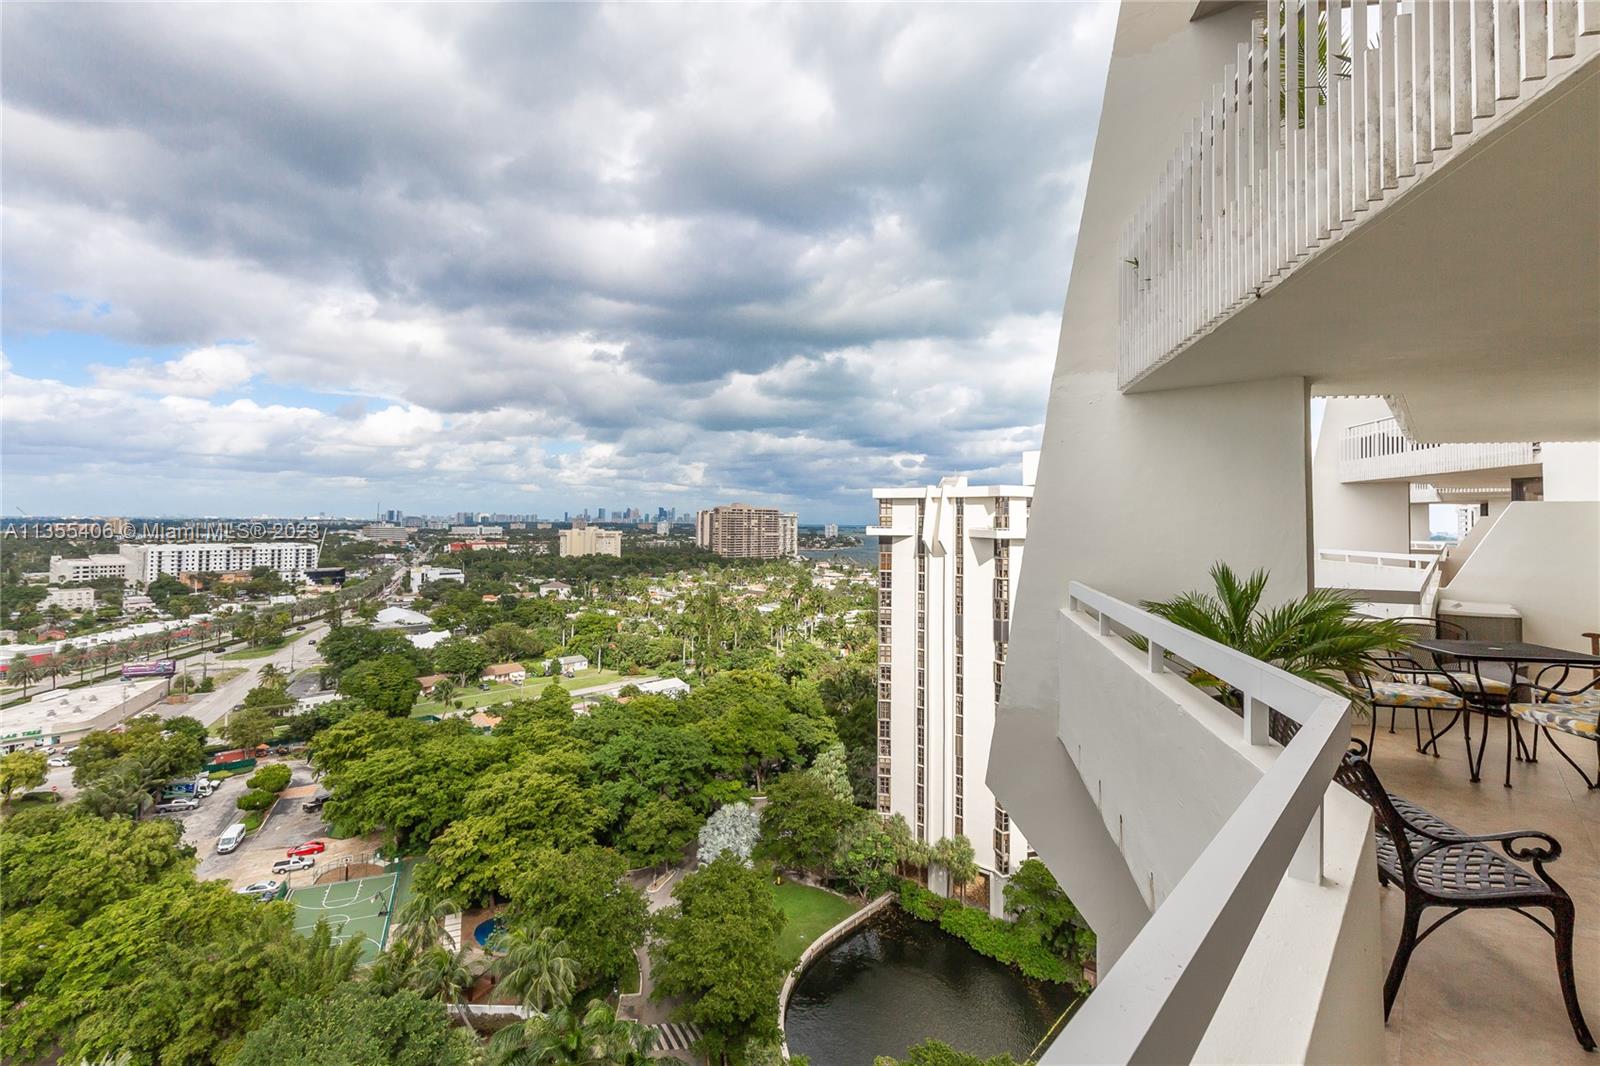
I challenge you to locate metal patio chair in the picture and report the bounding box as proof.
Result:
[1334,741,1595,1051]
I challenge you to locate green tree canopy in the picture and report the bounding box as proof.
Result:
[0,749,48,804]
[756,770,859,876]
[502,844,648,991]
[338,653,422,716]
[649,854,788,1058]
[422,755,605,903]
[619,796,703,870]
[233,983,475,1066]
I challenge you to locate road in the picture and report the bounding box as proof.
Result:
[161,621,329,728]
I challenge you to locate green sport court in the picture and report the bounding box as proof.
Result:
[290,869,399,961]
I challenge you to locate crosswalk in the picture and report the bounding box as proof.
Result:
[649,1021,703,1052]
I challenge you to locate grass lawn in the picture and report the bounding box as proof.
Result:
[410,667,628,717]
[774,879,861,964]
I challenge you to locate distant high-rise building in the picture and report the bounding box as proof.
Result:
[656,520,671,536]
[824,522,839,538]
[597,508,607,521]
[872,452,1038,914]
[695,504,798,559]
[559,526,622,558]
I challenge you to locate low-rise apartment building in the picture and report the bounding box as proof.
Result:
[47,554,130,585]
[41,587,96,612]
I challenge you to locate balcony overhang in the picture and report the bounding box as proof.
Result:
[1118,2,1600,445]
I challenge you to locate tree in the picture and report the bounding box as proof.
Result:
[649,855,788,1062]
[0,749,48,805]
[488,999,657,1066]
[422,757,604,903]
[757,771,858,876]
[258,662,287,688]
[481,622,542,665]
[873,1040,1022,1066]
[411,943,478,1023]
[502,845,648,991]
[233,983,475,1066]
[834,816,899,899]
[489,918,577,1012]
[1004,858,1093,962]
[806,742,853,805]
[697,801,760,866]
[7,654,38,696]
[340,653,422,716]
[324,730,499,852]
[3,880,311,1064]
[689,672,799,790]
[432,638,491,684]
[223,705,277,751]
[620,797,703,871]
[0,805,187,925]
[933,836,979,902]
[431,678,457,705]
[78,761,159,821]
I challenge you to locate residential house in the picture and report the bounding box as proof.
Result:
[482,662,527,685]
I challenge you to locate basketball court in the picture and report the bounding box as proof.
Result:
[289,866,398,960]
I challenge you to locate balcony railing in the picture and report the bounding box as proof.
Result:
[1118,0,1600,389]
[1340,416,1538,481]
[1048,582,1353,1062]
[1315,546,1442,617]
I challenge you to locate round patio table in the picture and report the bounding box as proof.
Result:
[1408,638,1600,787]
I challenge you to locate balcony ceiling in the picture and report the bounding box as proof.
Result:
[1126,59,1600,444]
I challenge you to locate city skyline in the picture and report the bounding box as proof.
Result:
[0,4,1115,520]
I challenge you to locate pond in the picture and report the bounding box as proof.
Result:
[783,906,1079,1066]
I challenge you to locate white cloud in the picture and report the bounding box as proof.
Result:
[0,2,1115,517]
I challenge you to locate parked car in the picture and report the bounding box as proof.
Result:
[236,880,286,901]
[217,823,247,853]
[271,855,315,874]
[301,793,329,813]
[286,840,327,857]
[47,756,70,768]
[154,798,200,814]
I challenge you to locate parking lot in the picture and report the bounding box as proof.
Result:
[165,758,373,890]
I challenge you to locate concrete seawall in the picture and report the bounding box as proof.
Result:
[777,891,895,1059]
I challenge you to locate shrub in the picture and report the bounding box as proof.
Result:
[897,878,1080,987]
[247,764,291,793]
[207,770,232,781]
[235,789,276,812]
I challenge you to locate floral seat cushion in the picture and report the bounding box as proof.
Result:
[1545,689,1600,707]
[1425,671,1514,696]
[1369,680,1464,710]
[1511,703,1599,739]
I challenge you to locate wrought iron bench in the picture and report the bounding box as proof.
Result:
[1334,741,1594,1051]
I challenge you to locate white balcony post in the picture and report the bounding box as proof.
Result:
[1244,693,1271,746]
[1290,801,1325,883]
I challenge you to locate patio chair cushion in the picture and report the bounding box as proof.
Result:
[1369,680,1464,710]
[1511,703,1599,740]
[1425,671,1512,696]
[1545,689,1600,707]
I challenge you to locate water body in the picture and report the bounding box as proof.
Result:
[800,535,879,568]
[784,906,1078,1066]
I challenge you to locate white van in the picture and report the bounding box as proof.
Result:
[216,823,247,854]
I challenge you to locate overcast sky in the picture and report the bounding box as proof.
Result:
[1,3,1115,522]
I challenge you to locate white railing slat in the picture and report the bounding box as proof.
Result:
[1499,0,1524,98]
[1526,0,1550,78]
[1473,1,1498,117]
[1552,0,1579,54]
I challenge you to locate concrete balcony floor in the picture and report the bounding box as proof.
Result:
[1362,709,1599,1064]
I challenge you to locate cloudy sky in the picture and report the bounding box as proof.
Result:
[1,3,1115,522]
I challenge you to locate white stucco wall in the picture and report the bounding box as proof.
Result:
[993,0,1317,969]
[1442,502,1600,648]
[1542,442,1600,502]
[1312,398,1412,552]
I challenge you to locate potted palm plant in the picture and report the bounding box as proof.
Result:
[1139,563,1412,710]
